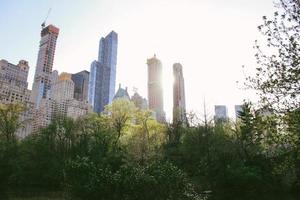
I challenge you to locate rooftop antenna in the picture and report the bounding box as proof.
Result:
[41,8,52,29]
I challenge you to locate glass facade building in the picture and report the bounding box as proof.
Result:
[71,70,89,102]
[214,105,228,123]
[89,31,118,113]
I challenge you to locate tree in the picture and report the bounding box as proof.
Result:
[245,1,300,190]
[246,0,300,113]
[236,103,264,160]
[126,110,166,164]
[0,103,25,142]
[0,103,26,196]
[104,99,137,147]
[65,157,200,200]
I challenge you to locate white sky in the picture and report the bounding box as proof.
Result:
[0,0,276,122]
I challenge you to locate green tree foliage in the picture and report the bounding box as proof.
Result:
[9,117,78,190]
[236,103,265,160]
[125,110,166,164]
[163,103,298,194]
[0,103,25,142]
[1,100,300,198]
[285,108,300,189]
[246,0,300,113]
[65,157,200,200]
[244,0,300,191]
[104,99,137,147]
[0,103,25,196]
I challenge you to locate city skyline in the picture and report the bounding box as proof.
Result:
[0,1,298,197]
[0,0,276,121]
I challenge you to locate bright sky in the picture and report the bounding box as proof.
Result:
[0,0,276,122]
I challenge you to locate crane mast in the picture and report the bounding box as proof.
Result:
[41,8,52,29]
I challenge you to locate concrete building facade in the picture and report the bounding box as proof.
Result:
[32,72,90,132]
[51,72,74,102]
[173,63,187,124]
[147,54,165,122]
[31,24,59,108]
[0,59,33,138]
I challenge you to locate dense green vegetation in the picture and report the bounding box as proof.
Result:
[0,99,300,199]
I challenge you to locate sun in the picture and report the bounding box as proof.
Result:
[162,66,174,122]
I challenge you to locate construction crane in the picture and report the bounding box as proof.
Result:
[41,8,52,29]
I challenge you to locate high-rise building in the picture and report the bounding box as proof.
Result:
[147,54,165,122]
[89,31,118,113]
[88,61,102,113]
[214,105,228,123]
[71,70,89,102]
[50,72,90,119]
[0,59,31,103]
[32,98,55,132]
[51,72,74,102]
[32,72,90,132]
[0,59,33,138]
[173,63,187,124]
[0,59,29,88]
[31,24,59,108]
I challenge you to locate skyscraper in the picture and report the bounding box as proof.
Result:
[88,61,102,113]
[50,72,90,119]
[214,105,228,123]
[89,31,118,113]
[33,72,90,132]
[71,70,89,102]
[51,72,74,102]
[31,24,59,108]
[147,54,165,122]
[173,63,186,124]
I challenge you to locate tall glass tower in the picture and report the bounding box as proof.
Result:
[71,70,89,102]
[89,31,118,113]
[31,24,59,108]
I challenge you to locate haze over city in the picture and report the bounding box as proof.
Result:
[0,0,276,120]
